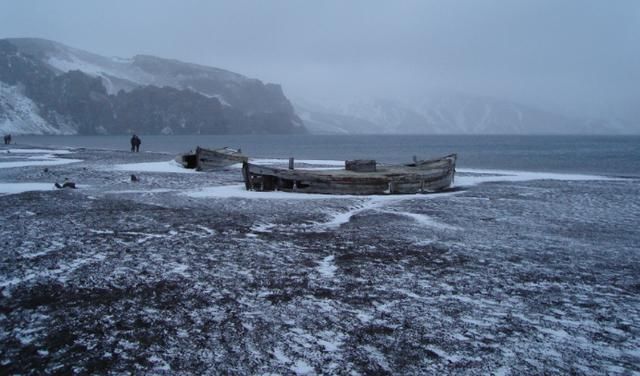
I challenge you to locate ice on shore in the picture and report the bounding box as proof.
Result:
[455,168,622,187]
[185,184,345,200]
[0,182,57,194]
[5,149,73,154]
[112,160,197,174]
[0,148,80,170]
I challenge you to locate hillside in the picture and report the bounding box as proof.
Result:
[0,38,306,135]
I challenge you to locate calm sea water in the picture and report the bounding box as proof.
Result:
[16,134,640,177]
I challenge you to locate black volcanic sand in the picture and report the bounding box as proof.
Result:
[1,145,639,374]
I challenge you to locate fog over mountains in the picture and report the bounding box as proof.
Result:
[295,94,634,135]
[0,37,636,136]
[0,38,305,135]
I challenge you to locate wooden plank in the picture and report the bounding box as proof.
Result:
[345,160,377,172]
[196,146,249,171]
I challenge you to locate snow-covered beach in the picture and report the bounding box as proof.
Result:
[1,144,639,374]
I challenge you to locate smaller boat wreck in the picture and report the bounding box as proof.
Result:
[242,154,457,195]
[176,146,248,171]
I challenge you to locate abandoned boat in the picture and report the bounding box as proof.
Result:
[242,154,457,195]
[176,146,248,171]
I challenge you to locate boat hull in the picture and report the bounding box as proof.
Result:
[243,154,456,195]
[177,147,248,171]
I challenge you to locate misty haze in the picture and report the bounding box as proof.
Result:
[1,1,639,375]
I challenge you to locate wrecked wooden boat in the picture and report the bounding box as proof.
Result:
[176,146,248,171]
[242,154,457,195]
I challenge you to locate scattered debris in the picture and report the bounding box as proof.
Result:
[54,178,76,189]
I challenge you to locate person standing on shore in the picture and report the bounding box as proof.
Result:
[3,134,10,144]
[130,134,141,152]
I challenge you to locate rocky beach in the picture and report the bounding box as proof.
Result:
[1,144,639,374]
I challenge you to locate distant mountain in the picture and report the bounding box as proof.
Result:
[296,93,636,135]
[0,38,306,135]
[294,99,382,134]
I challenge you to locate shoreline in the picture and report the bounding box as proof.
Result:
[1,144,629,197]
[8,134,640,178]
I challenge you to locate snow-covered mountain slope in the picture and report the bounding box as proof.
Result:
[0,82,76,135]
[296,93,634,135]
[0,38,305,135]
[412,93,583,134]
[294,100,383,134]
[10,38,250,102]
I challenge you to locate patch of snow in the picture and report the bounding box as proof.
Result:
[0,82,77,135]
[250,222,278,234]
[212,94,231,106]
[362,345,391,372]
[427,346,468,363]
[1,253,106,288]
[168,263,190,277]
[0,182,56,195]
[292,360,314,375]
[0,159,83,169]
[103,189,175,195]
[16,330,38,345]
[195,225,215,235]
[318,194,458,229]
[316,255,337,278]
[112,160,196,174]
[389,211,459,231]
[6,149,73,154]
[317,339,340,352]
[184,184,347,200]
[356,311,374,323]
[148,355,171,371]
[455,168,623,188]
[47,54,153,93]
[48,56,110,78]
[22,240,66,259]
[111,56,133,64]
[272,348,291,364]
[89,229,115,235]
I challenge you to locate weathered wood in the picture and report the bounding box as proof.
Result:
[177,147,248,171]
[243,154,457,195]
[345,159,376,172]
[175,153,198,169]
[242,162,251,190]
[194,146,248,171]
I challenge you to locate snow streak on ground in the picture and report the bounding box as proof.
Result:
[0,183,56,194]
[0,149,81,170]
[112,160,197,174]
[5,149,73,154]
[0,144,639,374]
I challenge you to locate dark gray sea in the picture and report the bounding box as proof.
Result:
[17,134,640,177]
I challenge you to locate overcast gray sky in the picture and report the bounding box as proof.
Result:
[1,0,638,118]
